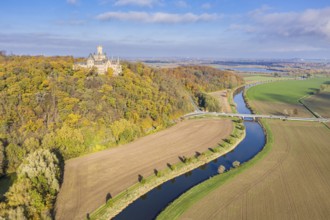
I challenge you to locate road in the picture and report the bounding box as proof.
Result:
[184,111,330,123]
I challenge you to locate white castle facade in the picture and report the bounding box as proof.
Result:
[74,46,122,75]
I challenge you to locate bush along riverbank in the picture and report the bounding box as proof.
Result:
[89,118,245,220]
[156,118,273,220]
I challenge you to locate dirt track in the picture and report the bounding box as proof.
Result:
[180,121,330,220]
[55,118,233,220]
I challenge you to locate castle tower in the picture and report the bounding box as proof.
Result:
[97,45,103,55]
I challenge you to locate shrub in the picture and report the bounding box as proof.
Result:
[155,170,162,177]
[232,160,240,168]
[186,157,193,163]
[218,165,226,174]
[213,147,220,153]
[171,164,177,170]
[138,175,146,184]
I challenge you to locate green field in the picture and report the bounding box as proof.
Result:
[243,75,281,83]
[247,78,330,104]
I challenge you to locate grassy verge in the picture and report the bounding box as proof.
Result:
[156,119,273,220]
[89,118,245,220]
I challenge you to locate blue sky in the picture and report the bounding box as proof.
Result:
[1,0,330,59]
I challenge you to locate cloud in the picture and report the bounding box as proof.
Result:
[114,0,159,7]
[67,0,78,5]
[248,7,330,40]
[96,11,219,23]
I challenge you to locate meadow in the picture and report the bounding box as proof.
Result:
[247,78,329,103]
[246,78,330,116]
[243,75,282,83]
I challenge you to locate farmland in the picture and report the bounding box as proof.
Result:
[158,78,330,220]
[55,118,233,220]
[303,87,330,118]
[243,75,282,83]
[246,78,330,116]
[159,120,330,220]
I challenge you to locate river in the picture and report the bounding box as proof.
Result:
[114,89,266,220]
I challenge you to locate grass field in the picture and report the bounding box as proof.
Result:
[159,120,330,220]
[247,78,329,103]
[246,78,330,116]
[303,87,330,118]
[243,75,282,83]
[55,118,233,220]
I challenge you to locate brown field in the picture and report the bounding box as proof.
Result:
[209,90,232,113]
[249,100,313,117]
[179,120,330,220]
[303,90,330,118]
[55,118,233,220]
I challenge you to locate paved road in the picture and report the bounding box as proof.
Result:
[184,111,330,123]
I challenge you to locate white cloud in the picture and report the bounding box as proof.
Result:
[114,0,159,7]
[249,7,330,40]
[96,11,219,23]
[67,0,78,5]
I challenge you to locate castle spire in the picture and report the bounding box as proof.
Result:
[97,45,103,55]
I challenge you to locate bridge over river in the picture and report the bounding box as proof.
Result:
[184,111,330,123]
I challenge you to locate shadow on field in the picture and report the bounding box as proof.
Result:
[106,193,112,202]
[138,174,144,182]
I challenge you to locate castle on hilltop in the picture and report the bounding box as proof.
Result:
[74,46,122,75]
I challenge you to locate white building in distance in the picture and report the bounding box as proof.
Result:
[74,46,122,75]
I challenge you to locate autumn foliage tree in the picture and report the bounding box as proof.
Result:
[0,55,243,219]
[0,56,243,165]
[0,149,61,219]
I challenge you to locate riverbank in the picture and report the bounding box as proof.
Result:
[161,78,330,220]
[157,94,272,219]
[89,118,245,220]
[170,120,330,220]
[55,118,235,220]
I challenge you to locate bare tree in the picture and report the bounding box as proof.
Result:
[232,160,240,168]
[218,165,226,174]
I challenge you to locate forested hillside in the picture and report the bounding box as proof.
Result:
[0,54,242,218]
